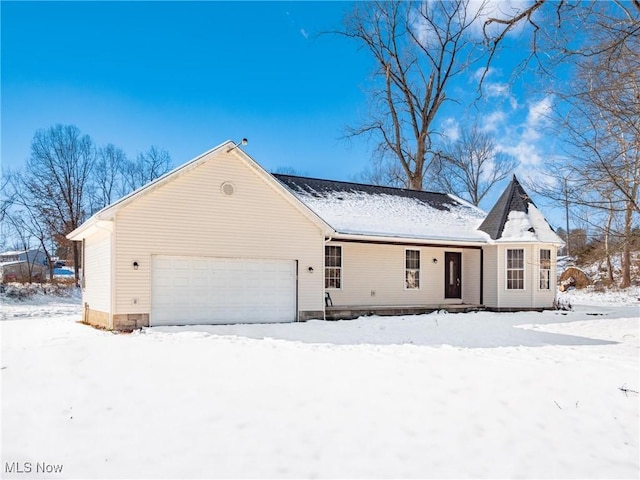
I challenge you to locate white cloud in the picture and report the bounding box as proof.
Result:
[472,66,494,82]
[522,96,554,141]
[441,117,460,142]
[526,96,553,126]
[466,0,535,37]
[300,28,309,40]
[410,0,535,50]
[499,141,542,167]
[470,66,505,84]
[479,110,506,133]
[495,140,551,187]
[483,81,518,109]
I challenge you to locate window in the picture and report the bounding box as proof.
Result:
[506,249,524,290]
[405,249,420,289]
[325,245,342,289]
[539,249,551,290]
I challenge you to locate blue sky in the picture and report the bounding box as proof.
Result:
[1,1,563,222]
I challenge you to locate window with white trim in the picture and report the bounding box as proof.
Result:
[539,249,551,290]
[506,249,525,290]
[325,245,342,289]
[405,249,420,289]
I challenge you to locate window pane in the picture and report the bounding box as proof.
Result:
[405,250,420,289]
[506,249,525,290]
[406,250,420,269]
[406,270,420,289]
[539,249,551,289]
[325,246,342,289]
[540,270,550,289]
[325,245,342,267]
[540,249,551,269]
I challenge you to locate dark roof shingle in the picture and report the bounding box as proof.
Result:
[478,175,535,240]
[274,174,459,211]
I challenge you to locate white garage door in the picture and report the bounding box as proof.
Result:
[151,256,297,326]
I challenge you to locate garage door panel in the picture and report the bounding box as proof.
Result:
[151,256,296,326]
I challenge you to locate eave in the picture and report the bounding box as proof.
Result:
[329,232,487,248]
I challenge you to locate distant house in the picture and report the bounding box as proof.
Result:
[0,249,48,282]
[67,141,564,330]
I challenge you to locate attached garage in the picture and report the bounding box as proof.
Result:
[151,255,297,326]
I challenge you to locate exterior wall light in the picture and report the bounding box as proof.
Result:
[133,261,139,270]
[432,258,438,264]
[308,266,314,273]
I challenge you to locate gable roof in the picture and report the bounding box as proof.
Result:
[274,174,489,243]
[67,141,332,240]
[478,175,563,244]
[68,141,562,247]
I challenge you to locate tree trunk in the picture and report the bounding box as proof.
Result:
[621,200,633,288]
[564,177,571,257]
[605,210,614,284]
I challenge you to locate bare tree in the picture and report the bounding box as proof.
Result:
[340,1,491,190]
[3,212,38,282]
[567,48,638,287]
[485,0,639,286]
[4,171,57,281]
[433,126,517,206]
[122,146,172,193]
[91,143,127,212]
[543,21,640,287]
[0,173,12,224]
[482,1,640,77]
[357,156,409,188]
[23,124,95,282]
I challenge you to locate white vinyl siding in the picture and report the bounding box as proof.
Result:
[482,246,498,307]
[83,227,111,314]
[326,242,481,307]
[461,248,481,306]
[534,246,558,308]
[113,150,324,317]
[493,245,558,309]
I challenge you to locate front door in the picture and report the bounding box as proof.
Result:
[444,252,462,299]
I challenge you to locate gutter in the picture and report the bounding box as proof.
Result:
[330,233,487,248]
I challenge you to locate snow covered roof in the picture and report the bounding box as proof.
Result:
[0,260,29,267]
[0,249,40,257]
[274,175,489,243]
[67,141,562,247]
[478,176,563,244]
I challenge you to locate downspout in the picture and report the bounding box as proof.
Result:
[497,246,501,309]
[110,222,116,329]
[479,248,484,306]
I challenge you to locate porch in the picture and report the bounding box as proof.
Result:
[324,304,485,320]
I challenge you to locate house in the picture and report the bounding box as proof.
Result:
[67,141,564,330]
[0,249,48,282]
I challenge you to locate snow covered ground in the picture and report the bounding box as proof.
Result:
[1,288,638,479]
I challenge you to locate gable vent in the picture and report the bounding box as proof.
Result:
[221,182,235,196]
